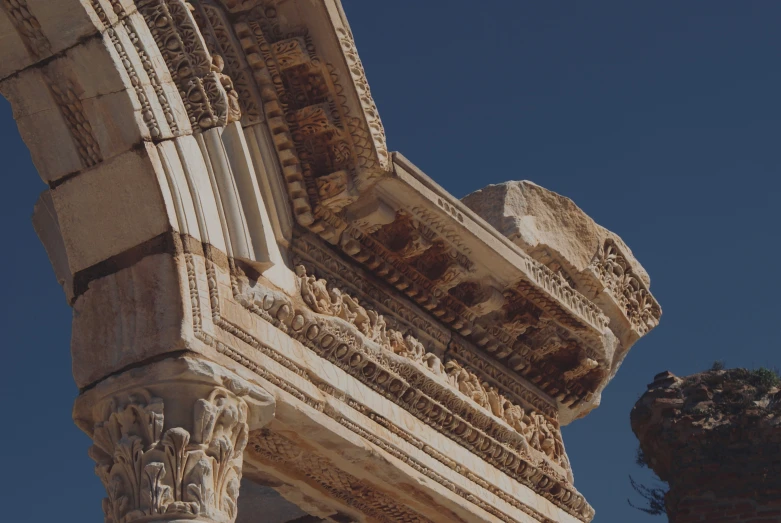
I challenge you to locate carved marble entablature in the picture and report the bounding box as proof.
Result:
[588,238,661,336]
[127,0,636,421]
[229,263,594,518]
[320,155,626,422]
[461,180,661,346]
[3,1,661,520]
[186,0,390,232]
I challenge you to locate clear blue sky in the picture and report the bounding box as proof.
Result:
[1,2,780,521]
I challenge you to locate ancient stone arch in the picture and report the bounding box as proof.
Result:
[1,1,661,522]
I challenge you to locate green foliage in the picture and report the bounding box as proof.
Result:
[710,360,726,371]
[748,367,781,391]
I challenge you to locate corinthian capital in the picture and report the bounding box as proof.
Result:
[74,356,275,523]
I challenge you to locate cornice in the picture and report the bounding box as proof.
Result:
[176,236,595,521]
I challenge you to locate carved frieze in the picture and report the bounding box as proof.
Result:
[152,237,596,521]
[590,238,662,335]
[250,430,435,523]
[235,265,576,477]
[291,232,451,347]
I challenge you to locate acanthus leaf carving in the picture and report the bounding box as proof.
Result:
[90,387,248,523]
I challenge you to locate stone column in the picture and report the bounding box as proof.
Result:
[73,356,275,523]
[631,369,781,523]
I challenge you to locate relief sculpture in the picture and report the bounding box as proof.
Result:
[295,265,570,469]
[0,1,665,521]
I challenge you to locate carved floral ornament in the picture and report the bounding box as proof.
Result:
[136,0,232,132]
[590,239,661,334]
[228,262,596,518]
[89,387,249,523]
[272,265,572,469]
[194,250,593,521]
[175,0,613,411]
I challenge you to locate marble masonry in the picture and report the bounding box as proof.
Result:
[1,1,661,521]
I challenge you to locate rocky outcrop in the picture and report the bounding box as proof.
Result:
[631,368,781,522]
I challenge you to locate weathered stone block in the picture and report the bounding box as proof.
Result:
[463,180,661,355]
[71,253,186,388]
[462,180,648,286]
[32,190,74,303]
[0,0,104,80]
[632,368,781,522]
[50,144,174,274]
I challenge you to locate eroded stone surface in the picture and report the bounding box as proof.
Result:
[462,181,647,285]
[463,180,661,369]
[631,369,781,522]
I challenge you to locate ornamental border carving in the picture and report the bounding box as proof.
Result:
[179,242,595,521]
[448,341,557,419]
[250,430,436,523]
[291,233,559,421]
[291,232,451,347]
[589,239,661,335]
[0,0,51,60]
[87,0,183,139]
[137,0,228,132]
[90,0,181,140]
[334,26,389,172]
